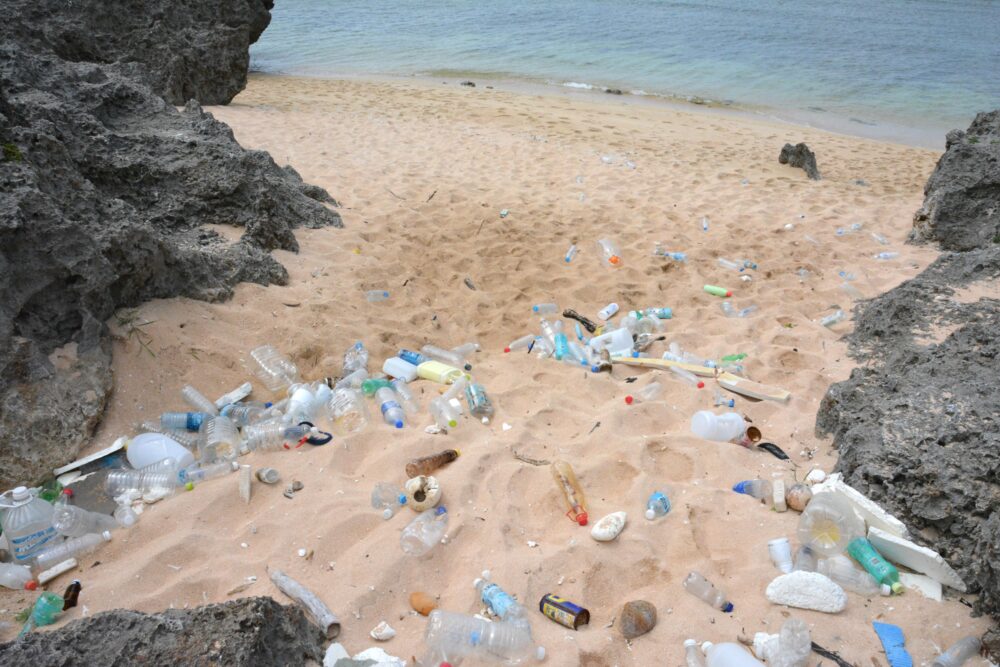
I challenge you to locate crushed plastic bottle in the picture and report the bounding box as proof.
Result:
[713,390,735,408]
[683,571,734,612]
[465,383,495,423]
[181,385,218,416]
[815,555,890,596]
[34,531,112,572]
[551,460,588,525]
[532,303,559,314]
[53,504,117,538]
[400,506,449,556]
[625,381,662,405]
[18,592,64,636]
[753,618,811,667]
[0,563,34,590]
[732,479,772,501]
[475,572,531,629]
[214,382,252,409]
[343,341,369,374]
[199,415,241,462]
[819,310,845,327]
[931,637,982,667]
[241,419,313,452]
[246,345,300,392]
[422,610,544,666]
[220,403,271,426]
[371,482,407,520]
[140,421,200,449]
[0,487,58,563]
[391,378,421,415]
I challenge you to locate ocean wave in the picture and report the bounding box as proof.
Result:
[562,81,594,90]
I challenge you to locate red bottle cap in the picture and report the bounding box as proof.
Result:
[63,488,74,497]
[696,381,705,389]
[25,581,38,591]
[624,395,634,405]
[577,512,589,526]
[725,290,733,297]
[503,347,511,353]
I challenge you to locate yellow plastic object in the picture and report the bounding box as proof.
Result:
[416,360,464,384]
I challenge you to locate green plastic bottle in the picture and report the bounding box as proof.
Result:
[361,378,392,397]
[847,538,903,594]
[19,592,64,636]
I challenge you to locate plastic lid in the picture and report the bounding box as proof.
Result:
[881,584,892,596]
[394,421,404,429]
[890,582,904,594]
[576,512,588,526]
[624,396,634,405]
[381,508,393,520]
[535,646,546,660]
[683,639,697,648]
[722,602,734,612]
[503,347,511,353]
[435,506,447,516]
[645,508,656,520]
[12,486,29,501]
[696,381,705,389]
[101,530,112,541]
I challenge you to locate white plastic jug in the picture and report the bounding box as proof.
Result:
[126,433,195,471]
[588,327,633,357]
[382,357,418,382]
[0,487,58,563]
[690,411,746,442]
[703,642,766,667]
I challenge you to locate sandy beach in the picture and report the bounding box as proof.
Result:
[1,74,991,663]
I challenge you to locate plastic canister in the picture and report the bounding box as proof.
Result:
[597,303,619,320]
[0,487,58,563]
[690,411,746,442]
[416,360,465,384]
[126,433,195,471]
[702,642,766,667]
[588,327,633,356]
[382,357,418,382]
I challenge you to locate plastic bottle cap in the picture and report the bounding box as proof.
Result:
[576,512,588,526]
[890,582,904,594]
[722,602,734,612]
[382,508,393,520]
[394,421,403,429]
[11,486,29,501]
[880,584,892,596]
[503,347,511,353]
[63,488,74,497]
[645,509,656,520]
[684,639,697,648]
[25,581,37,591]
[624,396,634,405]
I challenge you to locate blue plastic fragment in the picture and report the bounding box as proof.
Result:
[872,622,913,667]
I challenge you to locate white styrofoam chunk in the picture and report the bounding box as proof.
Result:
[812,473,909,538]
[899,572,943,601]
[868,526,966,592]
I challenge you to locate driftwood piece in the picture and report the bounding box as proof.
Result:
[269,569,340,639]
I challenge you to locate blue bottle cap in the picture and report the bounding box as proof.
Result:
[394,421,403,429]
[722,602,734,612]
[435,506,447,515]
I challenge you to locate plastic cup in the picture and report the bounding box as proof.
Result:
[768,537,793,573]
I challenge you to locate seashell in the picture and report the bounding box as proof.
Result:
[405,475,442,512]
[619,599,657,639]
[370,620,396,641]
[409,591,437,616]
[590,511,627,542]
[785,483,813,512]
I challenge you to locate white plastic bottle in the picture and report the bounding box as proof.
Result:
[690,411,746,442]
[598,302,619,320]
[422,609,544,665]
[0,487,58,564]
[0,562,34,590]
[53,505,118,538]
[382,356,418,382]
[181,385,219,416]
[371,483,407,520]
[702,642,765,667]
[931,637,982,667]
[33,531,112,572]
[376,387,406,429]
[684,639,707,667]
[400,506,449,556]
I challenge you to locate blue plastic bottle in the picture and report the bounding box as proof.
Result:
[645,491,671,520]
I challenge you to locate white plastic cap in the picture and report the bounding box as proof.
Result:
[11,486,29,501]
[880,584,892,596]
[100,531,112,541]
[644,509,656,520]
[701,641,713,654]
[534,646,546,661]
[683,639,697,648]
[381,508,393,520]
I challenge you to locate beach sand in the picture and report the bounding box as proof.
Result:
[2,74,992,664]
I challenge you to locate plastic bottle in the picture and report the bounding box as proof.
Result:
[452,342,481,359]
[215,382,252,409]
[160,412,209,431]
[422,610,543,665]
[140,421,200,449]
[550,460,588,525]
[753,618,811,667]
[335,368,368,391]
[376,386,406,429]
[242,419,313,452]
[703,285,732,298]
[104,469,181,498]
[793,545,817,572]
[684,639,708,667]
[475,572,531,628]
[398,349,429,366]
[19,592,64,636]
[326,387,370,435]
[683,572,733,612]
[391,379,421,415]
[114,502,138,528]
[361,377,392,397]
[429,397,459,429]
[690,411,746,442]
[371,482,407,520]
[198,415,241,462]
[670,366,706,389]
[564,244,578,263]
[701,216,710,232]
[505,334,535,353]
[220,403,271,426]
[816,555,890,596]
[596,239,622,267]
[0,563,34,590]
[400,506,449,556]
[767,538,793,573]
[406,449,461,478]
[598,303,619,320]
[847,537,903,594]
[246,345,300,392]
[797,493,865,557]
[53,504,117,538]
[645,490,671,520]
[625,382,662,405]
[126,432,196,470]
[931,637,982,667]
[533,303,558,314]
[718,258,745,272]
[417,360,465,384]
[819,310,845,327]
[441,376,468,409]
[33,531,111,572]
[0,487,58,563]
[342,341,369,374]
[366,290,390,301]
[465,383,495,423]
[873,252,899,260]
[654,244,687,261]
[178,461,239,486]
[732,480,772,500]
[422,345,471,371]
[180,384,218,416]
[713,390,735,408]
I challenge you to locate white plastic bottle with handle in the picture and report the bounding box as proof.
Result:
[0,487,58,564]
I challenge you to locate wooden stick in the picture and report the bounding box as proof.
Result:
[269,569,340,639]
[610,355,716,376]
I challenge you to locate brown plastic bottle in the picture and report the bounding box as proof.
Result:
[405,449,461,478]
[551,459,588,525]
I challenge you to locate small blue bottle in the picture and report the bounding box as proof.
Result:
[398,349,428,366]
[645,491,671,520]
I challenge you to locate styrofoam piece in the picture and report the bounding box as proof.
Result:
[867,526,966,591]
[811,473,909,538]
[53,437,126,476]
[898,572,942,601]
[38,558,78,585]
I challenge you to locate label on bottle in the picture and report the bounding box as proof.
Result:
[481,583,517,619]
[11,525,58,561]
[539,594,590,629]
[380,400,401,415]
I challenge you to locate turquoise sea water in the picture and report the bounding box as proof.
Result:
[251,0,1000,147]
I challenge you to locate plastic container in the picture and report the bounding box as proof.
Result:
[406,449,461,478]
[220,403,271,426]
[732,479,772,500]
[768,538,793,573]
[505,334,535,353]
[596,239,622,267]
[400,506,449,556]
[422,345,470,370]
[685,639,707,667]
[797,493,865,557]
[429,397,459,429]
[215,382,252,409]
[564,244,578,263]
[690,411,746,442]
[0,487,58,563]
[625,381,663,405]
[465,383,495,423]
[533,303,558,314]
[181,385,218,416]
[0,563,34,590]
[327,387,371,435]
[645,490,671,520]
[931,637,982,667]
[178,461,238,485]
[198,415,240,463]
[366,290,389,301]
[702,643,764,667]
[34,531,111,572]
[598,303,619,320]
[126,432,195,470]
[246,345,300,392]
[422,610,543,665]
[683,571,733,612]
[160,412,208,431]
[53,505,117,538]
[343,341,369,374]
[371,482,407,520]
[551,460,588,525]
[670,366,706,389]
[376,386,406,429]
[588,327,633,357]
[104,469,180,498]
[242,419,313,452]
[382,357,418,381]
[816,555,890,596]
[847,537,903,594]
[417,360,465,384]
[819,310,845,327]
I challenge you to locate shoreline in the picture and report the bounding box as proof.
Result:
[247,69,948,150]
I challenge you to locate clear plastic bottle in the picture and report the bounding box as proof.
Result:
[596,238,622,267]
[564,244,578,263]
[847,537,903,594]
[0,562,34,590]
[429,397,459,429]
[819,310,845,327]
[931,637,982,667]
[797,493,865,557]
[335,367,368,391]
[376,386,406,429]
[177,460,238,485]
[793,545,817,572]
[400,506,449,556]
[241,419,312,451]
[140,421,200,449]
[326,387,370,435]
[390,379,421,415]
[505,334,535,353]
[33,531,112,572]
[246,345,300,392]
[104,469,180,498]
[874,252,899,260]
[816,555,890,596]
[701,216,710,232]
[160,411,209,431]
[625,382,663,405]
[685,639,707,667]
[214,382,252,409]
[198,415,241,462]
[713,390,735,408]
[532,303,558,314]
[753,618,811,667]
[422,610,543,665]
[718,258,745,272]
[366,290,390,301]
[406,449,461,478]
[343,341,369,374]
[371,482,407,520]
[0,487,59,563]
[422,345,470,370]
[732,479,773,500]
[551,460,588,525]
[221,403,271,426]
[181,385,219,416]
[452,342,481,360]
[645,490,671,520]
[670,366,706,389]
[465,383,495,423]
[114,502,138,529]
[690,411,746,442]
[683,571,733,612]
[53,505,117,538]
[475,572,531,626]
